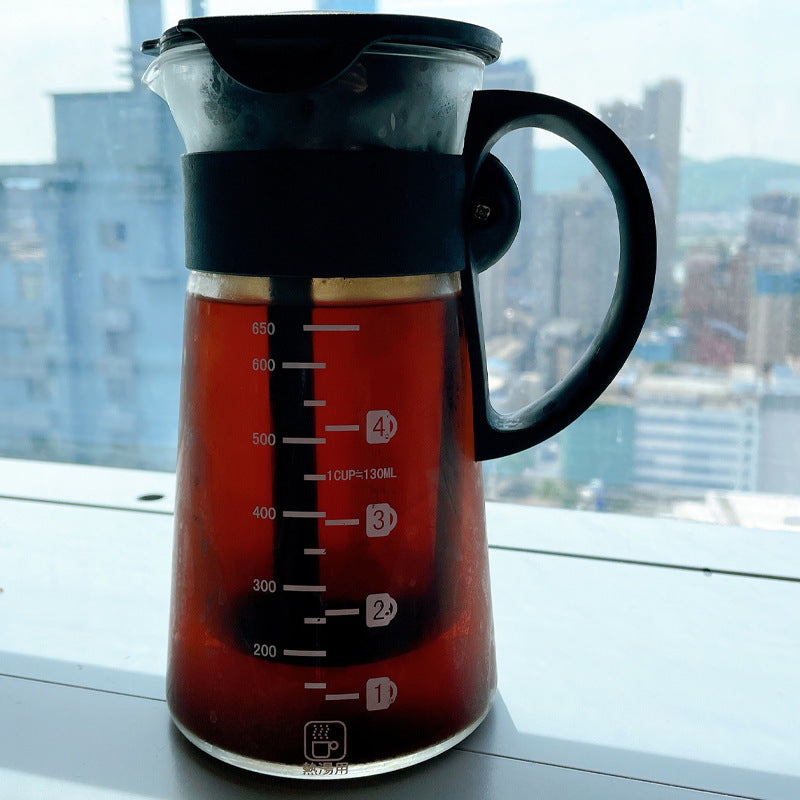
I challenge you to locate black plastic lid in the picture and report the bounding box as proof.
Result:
[141,13,501,93]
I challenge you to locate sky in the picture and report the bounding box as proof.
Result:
[1,0,799,164]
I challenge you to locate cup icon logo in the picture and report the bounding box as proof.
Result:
[366,503,397,537]
[304,721,347,762]
[366,410,397,443]
[366,677,398,711]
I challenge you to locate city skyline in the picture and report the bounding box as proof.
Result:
[0,0,798,164]
[2,0,800,518]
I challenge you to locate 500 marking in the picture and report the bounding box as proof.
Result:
[252,432,276,446]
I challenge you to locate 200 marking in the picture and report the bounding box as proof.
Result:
[253,643,277,658]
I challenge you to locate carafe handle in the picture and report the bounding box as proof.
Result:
[462,90,657,461]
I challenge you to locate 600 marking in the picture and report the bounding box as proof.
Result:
[252,357,276,372]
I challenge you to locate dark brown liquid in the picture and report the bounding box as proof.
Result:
[169,289,495,771]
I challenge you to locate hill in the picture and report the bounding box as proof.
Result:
[533,148,800,213]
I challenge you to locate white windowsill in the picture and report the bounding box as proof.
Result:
[1,457,798,799]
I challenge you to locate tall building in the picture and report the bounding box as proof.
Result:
[0,167,75,461]
[681,243,749,366]
[0,0,185,468]
[524,181,619,392]
[744,193,800,370]
[478,59,535,339]
[599,79,683,313]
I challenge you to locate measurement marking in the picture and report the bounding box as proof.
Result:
[282,437,326,445]
[283,649,326,658]
[304,548,327,556]
[283,510,326,519]
[325,518,360,527]
[304,324,360,332]
[325,608,360,617]
[305,682,327,690]
[283,584,327,593]
[304,473,327,481]
[304,400,326,407]
[304,617,327,625]
[324,424,360,432]
[325,693,360,701]
[283,362,326,369]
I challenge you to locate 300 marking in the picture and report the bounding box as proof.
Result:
[253,579,277,593]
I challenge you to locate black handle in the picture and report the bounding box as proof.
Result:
[462,90,657,461]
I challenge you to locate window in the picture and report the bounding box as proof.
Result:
[17,269,45,303]
[98,221,128,250]
[101,273,131,306]
[0,0,798,529]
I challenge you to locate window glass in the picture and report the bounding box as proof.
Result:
[1,1,799,530]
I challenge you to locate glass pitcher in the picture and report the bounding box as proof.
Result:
[142,13,655,779]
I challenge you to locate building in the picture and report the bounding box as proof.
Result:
[758,374,800,494]
[599,79,683,313]
[560,393,636,490]
[553,191,619,331]
[744,193,800,370]
[0,167,75,461]
[0,0,185,468]
[525,78,681,394]
[632,368,760,493]
[681,243,749,366]
[478,59,535,339]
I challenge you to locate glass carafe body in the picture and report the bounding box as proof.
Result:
[150,36,496,777]
[172,272,495,777]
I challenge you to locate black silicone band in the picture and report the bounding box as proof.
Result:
[182,150,468,278]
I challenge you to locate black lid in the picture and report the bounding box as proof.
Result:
[141,13,501,93]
